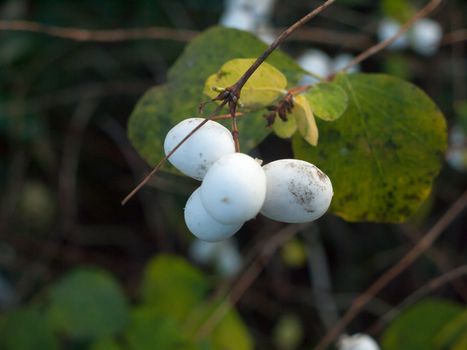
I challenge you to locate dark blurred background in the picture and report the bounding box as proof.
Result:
[0,0,466,349]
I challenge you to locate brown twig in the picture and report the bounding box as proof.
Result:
[368,264,467,335]
[338,0,443,74]
[441,29,467,45]
[121,100,227,205]
[313,189,467,350]
[193,223,308,340]
[0,20,198,42]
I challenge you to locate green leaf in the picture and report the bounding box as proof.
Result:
[186,300,253,350]
[452,332,467,350]
[128,26,305,166]
[140,254,209,322]
[273,115,297,138]
[292,73,447,222]
[46,268,129,339]
[382,298,464,350]
[303,82,348,121]
[434,310,467,349]
[89,338,124,350]
[293,94,318,146]
[0,307,59,350]
[203,58,287,109]
[125,307,196,350]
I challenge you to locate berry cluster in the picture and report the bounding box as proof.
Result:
[164,118,333,242]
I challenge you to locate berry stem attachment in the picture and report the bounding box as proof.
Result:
[121,100,227,205]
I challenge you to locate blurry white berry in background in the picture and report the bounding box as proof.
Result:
[200,153,267,224]
[184,188,244,242]
[333,53,360,74]
[189,238,243,277]
[446,126,467,172]
[377,18,409,50]
[338,334,380,350]
[297,49,332,85]
[220,0,277,43]
[164,118,235,181]
[261,159,333,223]
[410,18,443,56]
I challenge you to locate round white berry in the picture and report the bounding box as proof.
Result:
[411,18,442,56]
[200,153,267,224]
[297,49,332,85]
[164,118,235,180]
[338,333,380,350]
[261,159,333,223]
[377,18,409,50]
[184,188,243,242]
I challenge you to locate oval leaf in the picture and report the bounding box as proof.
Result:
[204,58,287,109]
[303,82,348,121]
[382,299,464,350]
[293,94,318,146]
[46,268,129,339]
[0,308,59,350]
[293,73,447,222]
[273,115,297,138]
[140,254,209,321]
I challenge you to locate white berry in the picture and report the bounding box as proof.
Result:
[200,153,267,224]
[164,118,235,180]
[411,18,442,56]
[261,159,333,223]
[184,188,243,242]
[338,334,380,350]
[377,18,409,50]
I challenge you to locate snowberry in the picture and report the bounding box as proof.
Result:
[164,118,235,180]
[200,153,267,224]
[184,188,243,242]
[261,159,333,223]
[337,333,380,350]
[297,49,332,85]
[377,18,409,50]
[411,18,442,56]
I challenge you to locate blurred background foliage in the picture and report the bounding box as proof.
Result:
[0,0,466,349]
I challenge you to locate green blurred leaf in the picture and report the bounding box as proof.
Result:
[382,299,464,350]
[303,82,348,121]
[125,307,196,350]
[128,26,304,166]
[293,73,447,222]
[273,115,297,138]
[89,337,124,350]
[452,332,467,350]
[434,310,467,349]
[204,58,287,109]
[281,238,307,268]
[186,300,253,350]
[293,94,318,146]
[273,314,303,350]
[381,0,414,22]
[46,268,129,339]
[140,254,209,321]
[0,307,59,350]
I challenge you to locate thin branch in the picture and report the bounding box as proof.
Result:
[230,0,336,94]
[0,20,198,42]
[313,189,467,350]
[338,0,443,73]
[193,223,308,340]
[441,29,467,45]
[369,264,467,335]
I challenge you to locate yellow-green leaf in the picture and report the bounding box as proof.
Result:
[273,116,297,138]
[293,73,447,222]
[293,94,318,146]
[303,82,348,121]
[204,58,287,109]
